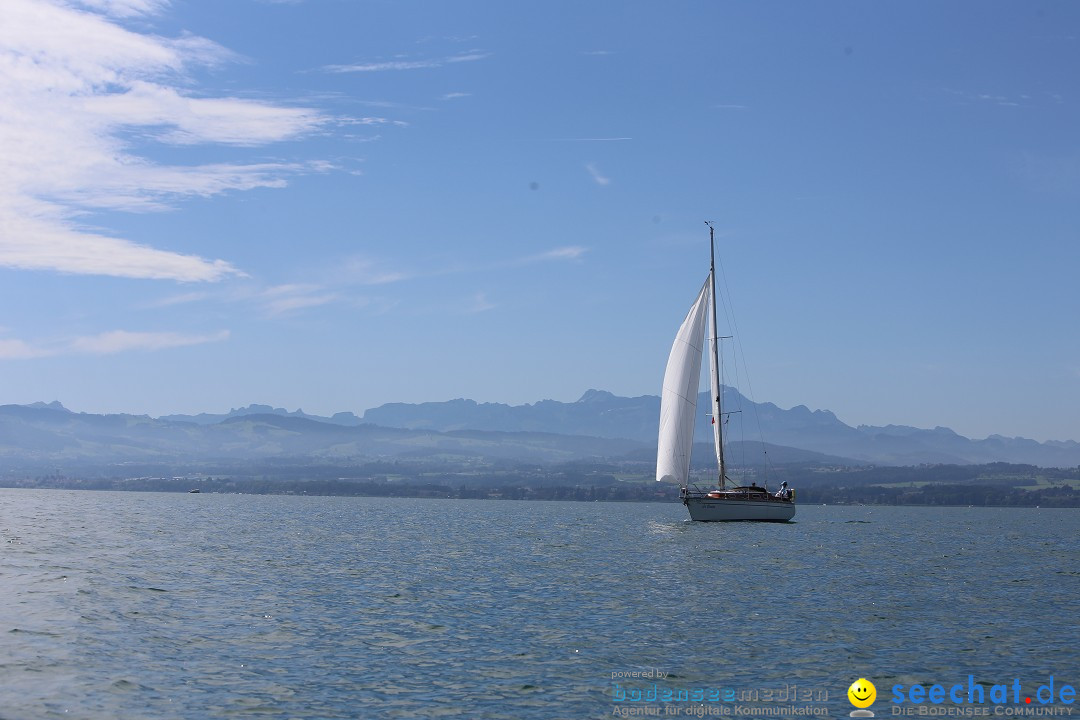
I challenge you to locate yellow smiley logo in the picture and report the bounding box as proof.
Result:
[848,678,876,708]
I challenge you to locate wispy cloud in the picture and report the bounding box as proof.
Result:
[75,0,168,18]
[80,82,324,146]
[442,92,472,100]
[343,116,409,129]
[256,284,340,317]
[468,292,495,313]
[39,161,319,214]
[942,88,1062,108]
[144,291,211,308]
[147,280,344,318]
[0,338,50,360]
[328,59,442,73]
[226,246,588,319]
[0,0,329,281]
[342,245,587,284]
[70,329,230,354]
[585,162,611,186]
[543,137,632,142]
[324,51,489,74]
[419,291,496,316]
[446,52,488,64]
[339,258,411,286]
[0,328,230,358]
[0,206,245,280]
[524,246,588,263]
[976,93,1020,107]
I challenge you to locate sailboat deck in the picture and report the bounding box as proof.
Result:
[681,487,793,504]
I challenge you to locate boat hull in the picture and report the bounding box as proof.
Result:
[684,496,795,522]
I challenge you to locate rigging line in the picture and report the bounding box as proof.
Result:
[711,261,744,457]
[718,337,741,473]
[712,258,750,482]
[714,249,770,468]
[727,340,748,473]
[721,338,738,472]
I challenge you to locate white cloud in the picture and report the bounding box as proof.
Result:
[0,338,49,360]
[336,246,586,286]
[0,208,243,280]
[943,88,1052,108]
[339,257,410,286]
[257,284,339,316]
[467,292,495,313]
[535,246,587,261]
[69,329,230,354]
[237,245,589,319]
[40,161,320,213]
[344,116,409,128]
[0,328,230,358]
[325,51,489,73]
[144,291,211,308]
[327,59,440,73]
[493,246,588,271]
[585,162,611,186]
[445,52,489,64]
[0,0,329,281]
[81,82,325,146]
[76,0,168,17]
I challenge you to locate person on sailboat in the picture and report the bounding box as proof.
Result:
[775,481,789,499]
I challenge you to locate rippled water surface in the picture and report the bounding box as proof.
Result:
[1,489,1077,719]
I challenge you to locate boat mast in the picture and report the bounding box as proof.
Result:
[708,222,726,489]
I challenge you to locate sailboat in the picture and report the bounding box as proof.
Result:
[656,224,796,522]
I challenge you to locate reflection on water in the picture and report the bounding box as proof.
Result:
[0,490,1077,719]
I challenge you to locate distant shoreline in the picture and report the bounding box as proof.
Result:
[3,478,1077,508]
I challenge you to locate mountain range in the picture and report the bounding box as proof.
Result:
[2,389,1077,469]
[358,389,1080,467]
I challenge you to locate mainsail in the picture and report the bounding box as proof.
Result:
[656,278,712,484]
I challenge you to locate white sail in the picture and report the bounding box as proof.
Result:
[656,278,711,484]
[708,297,723,473]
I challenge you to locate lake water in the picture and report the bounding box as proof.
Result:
[1,489,1077,719]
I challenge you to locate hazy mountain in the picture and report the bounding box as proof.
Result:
[3,389,1078,469]
[362,389,660,439]
[0,404,643,468]
[363,389,1080,467]
[160,405,363,426]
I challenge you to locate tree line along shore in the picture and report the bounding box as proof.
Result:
[3,461,1078,508]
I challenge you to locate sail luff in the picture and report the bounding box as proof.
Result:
[656,278,712,485]
[708,287,724,482]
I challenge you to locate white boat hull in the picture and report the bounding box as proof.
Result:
[684,496,796,522]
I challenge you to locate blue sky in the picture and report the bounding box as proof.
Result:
[0,0,1077,442]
